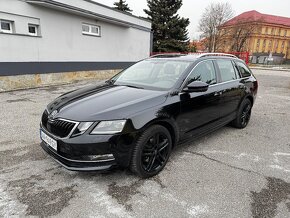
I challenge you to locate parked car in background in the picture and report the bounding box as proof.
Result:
[40,53,258,178]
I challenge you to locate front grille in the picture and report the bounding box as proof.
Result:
[41,110,76,138]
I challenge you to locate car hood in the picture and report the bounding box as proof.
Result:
[47,83,168,121]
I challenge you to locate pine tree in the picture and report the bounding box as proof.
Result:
[144,0,190,52]
[113,0,132,13]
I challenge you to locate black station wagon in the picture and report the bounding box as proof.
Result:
[40,53,258,178]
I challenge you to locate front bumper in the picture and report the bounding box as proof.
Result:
[40,141,116,171]
[40,127,138,171]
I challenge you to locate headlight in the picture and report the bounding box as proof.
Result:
[91,120,126,134]
[72,122,93,137]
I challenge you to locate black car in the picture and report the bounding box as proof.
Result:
[40,53,258,178]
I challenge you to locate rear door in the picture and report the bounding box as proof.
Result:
[234,60,258,100]
[214,59,243,119]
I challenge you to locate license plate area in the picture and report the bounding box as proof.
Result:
[40,130,57,151]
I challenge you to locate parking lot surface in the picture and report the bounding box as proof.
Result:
[0,69,290,217]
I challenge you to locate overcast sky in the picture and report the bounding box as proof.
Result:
[95,0,290,40]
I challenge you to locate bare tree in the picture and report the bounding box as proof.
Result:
[229,21,256,52]
[198,2,234,52]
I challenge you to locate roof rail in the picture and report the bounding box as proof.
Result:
[197,53,238,59]
[150,53,186,58]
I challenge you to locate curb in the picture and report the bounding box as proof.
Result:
[250,67,290,72]
[0,69,120,92]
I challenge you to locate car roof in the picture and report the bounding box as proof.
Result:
[148,53,240,62]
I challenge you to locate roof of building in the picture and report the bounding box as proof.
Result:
[223,10,290,27]
[81,0,150,22]
[26,0,151,31]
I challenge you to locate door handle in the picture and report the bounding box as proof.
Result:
[214,91,223,96]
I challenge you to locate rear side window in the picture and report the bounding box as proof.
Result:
[186,61,216,85]
[235,62,252,77]
[216,59,237,82]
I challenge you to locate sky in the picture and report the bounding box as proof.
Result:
[95,0,290,40]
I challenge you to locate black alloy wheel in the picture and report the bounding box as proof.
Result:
[241,102,251,127]
[130,125,172,178]
[141,132,170,172]
[231,98,252,129]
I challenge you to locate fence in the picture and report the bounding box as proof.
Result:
[150,52,250,65]
[227,52,249,65]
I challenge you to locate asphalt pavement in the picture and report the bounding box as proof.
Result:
[0,69,290,217]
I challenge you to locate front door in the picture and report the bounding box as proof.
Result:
[177,60,224,136]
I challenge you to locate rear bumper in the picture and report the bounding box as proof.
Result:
[40,141,116,171]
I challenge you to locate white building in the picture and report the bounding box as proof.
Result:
[0,0,152,76]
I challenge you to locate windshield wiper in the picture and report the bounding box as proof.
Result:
[123,84,144,89]
[105,80,114,85]
[107,81,144,89]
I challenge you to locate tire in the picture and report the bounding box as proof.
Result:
[130,125,172,178]
[231,98,252,129]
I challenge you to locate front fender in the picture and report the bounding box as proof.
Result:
[129,99,180,145]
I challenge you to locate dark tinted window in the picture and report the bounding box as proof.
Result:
[216,60,236,82]
[1,21,11,31]
[235,62,251,77]
[186,61,216,85]
[28,26,36,34]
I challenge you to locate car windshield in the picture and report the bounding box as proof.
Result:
[110,59,192,91]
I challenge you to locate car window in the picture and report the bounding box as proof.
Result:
[156,62,186,80]
[216,59,236,82]
[186,61,216,85]
[232,61,241,79]
[112,60,191,90]
[235,61,252,77]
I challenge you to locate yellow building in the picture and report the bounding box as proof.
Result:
[219,10,290,64]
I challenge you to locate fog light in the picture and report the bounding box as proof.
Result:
[87,154,114,161]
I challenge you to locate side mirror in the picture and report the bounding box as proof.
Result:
[183,81,209,93]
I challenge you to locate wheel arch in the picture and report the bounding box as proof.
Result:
[239,94,254,109]
[246,95,254,106]
[141,118,179,148]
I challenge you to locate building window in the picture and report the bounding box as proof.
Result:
[281,41,285,50]
[278,29,281,36]
[262,39,266,52]
[274,40,279,53]
[284,30,287,37]
[271,28,275,35]
[256,39,260,51]
[268,40,272,50]
[82,23,101,36]
[0,20,13,33]
[28,24,38,36]
[265,27,268,34]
